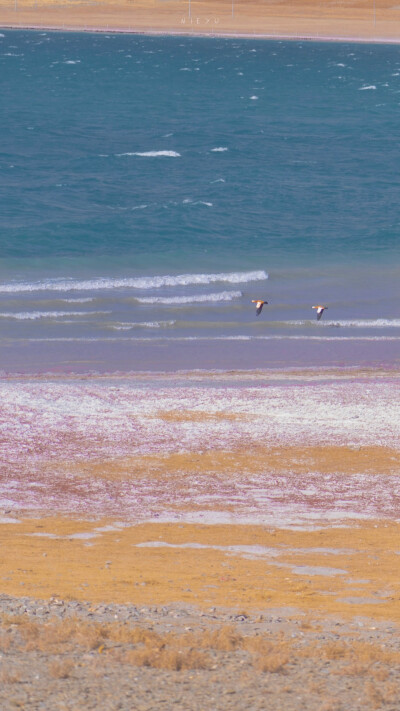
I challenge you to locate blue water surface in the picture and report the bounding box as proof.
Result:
[0,30,399,372]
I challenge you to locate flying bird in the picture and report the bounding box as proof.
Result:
[252,300,268,316]
[312,305,327,321]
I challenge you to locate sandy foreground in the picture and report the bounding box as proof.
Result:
[0,369,399,708]
[1,0,400,42]
[1,596,400,711]
[1,516,400,709]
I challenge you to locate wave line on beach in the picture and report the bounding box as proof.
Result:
[284,319,400,328]
[0,310,111,320]
[136,290,242,304]
[110,320,176,330]
[0,270,267,293]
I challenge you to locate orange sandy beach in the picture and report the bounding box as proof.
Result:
[1,369,400,618]
[0,366,400,708]
[1,370,400,710]
[1,0,400,42]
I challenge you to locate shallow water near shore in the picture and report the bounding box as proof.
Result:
[1,30,400,373]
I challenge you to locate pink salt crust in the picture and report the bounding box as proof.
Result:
[1,375,399,527]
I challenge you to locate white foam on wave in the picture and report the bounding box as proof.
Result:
[284,319,400,329]
[182,199,213,207]
[117,150,181,157]
[62,298,95,304]
[136,335,400,342]
[111,320,176,330]
[359,85,376,90]
[335,319,400,328]
[0,270,267,293]
[211,147,228,152]
[136,290,242,305]
[0,310,110,321]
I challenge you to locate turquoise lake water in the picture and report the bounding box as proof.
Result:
[1,30,399,372]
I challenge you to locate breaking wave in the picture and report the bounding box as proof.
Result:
[0,310,110,320]
[284,319,400,328]
[0,270,267,293]
[116,150,181,157]
[136,290,242,304]
[111,320,176,330]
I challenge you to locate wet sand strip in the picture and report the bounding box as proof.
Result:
[1,517,400,622]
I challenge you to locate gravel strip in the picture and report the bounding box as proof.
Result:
[0,596,399,710]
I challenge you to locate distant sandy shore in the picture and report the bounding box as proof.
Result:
[1,0,400,43]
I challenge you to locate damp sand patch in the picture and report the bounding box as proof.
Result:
[0,517,400,621]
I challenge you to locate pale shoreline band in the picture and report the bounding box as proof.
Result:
[1,0,400,44]
[2,23,400,45]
